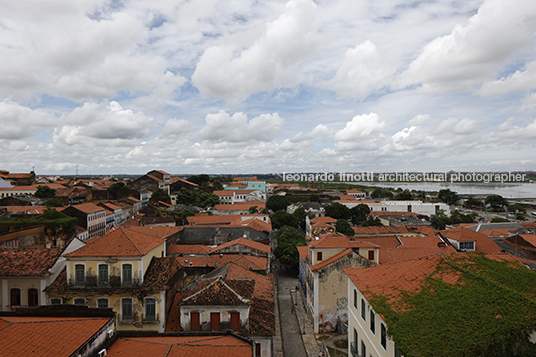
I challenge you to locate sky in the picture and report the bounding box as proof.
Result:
[2,0,536,176]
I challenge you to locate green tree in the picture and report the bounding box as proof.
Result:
[292,206,307,231]
[175,188,219,207]
[109,182,128,190]
[151,188,170,202]
[371,188,394,199]
[266,195,291,212]
[465,197,481,209]
[395,190,413,200]
[44,198,64,208]
[336,219,355,236]
[508,203,526,213]
[350,203,370,225]
[310,194,320,203]
[274,226,307,269]
[362,216,383,227]
[270,210,299,230]
[35,185,56,198]
[325,202,351,220]
[431,216,447,230]
[187,174,210,186]
[485,195,508,212]
[438,189,459,205]
[249,206,259,214]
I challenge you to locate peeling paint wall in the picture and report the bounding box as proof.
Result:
[315,252,372,333]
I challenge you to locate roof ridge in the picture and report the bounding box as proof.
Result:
[120,226,144,256]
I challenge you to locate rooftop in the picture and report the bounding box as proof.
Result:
[0,248,62,277]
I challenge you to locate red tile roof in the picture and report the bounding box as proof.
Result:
[310,216,337,224]
[2,206,48,214]
[0,316,111,357]
[210,237,271,254]
[311,248,355,270]
[0,248,62,277]
[176,255,268,271]
[309,233,379,249]
[70,202,105,214]
[107,336,252,357]
[64,226,166,257]
[297,245,309,262]
[169,244,211,255]
[440,227,502,253]
[379,246,456,264]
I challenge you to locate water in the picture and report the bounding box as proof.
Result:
[346,182,536,199]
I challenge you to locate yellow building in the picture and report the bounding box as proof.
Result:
[47,226,185,332]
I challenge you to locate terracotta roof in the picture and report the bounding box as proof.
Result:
[309,233,379,249]
[2,206,48,214]
[479,228,515,237]
[440,227,502,253]
[142,256,177,291]
[171,177,199,186]
[338,195,357,201]
[347,189,365,193]
[69,202,105,214]
[310,216,337,224]
[521,223,536,229]
[369,211,423,217]
[345,252,529,310]
[0,316,111,357]
[213,200,265,211]
[518,234,536,247]
[176,255,268,271]
[181,276,254,306]
[64,226,166,257]
[227,218,273,232]
[396,235,445,248]
[0,248,62,277]
[210,238,271,254]
[107,336,252,357]
[187,215,244,225]
[297,245,309,262]
[169,244,211,255]
[352,225,436,236]
[353,236,401,249]
[379,246,457,264]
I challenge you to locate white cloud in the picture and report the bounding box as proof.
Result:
[333,113,386,151]
[330,41,394,99]
[397,0,536,92]
[480,60,536,96]
[0,100,56,140]
[53,101,153,145]
[199,110,284,142]
[191,0,318,102]
[163,118,194,137]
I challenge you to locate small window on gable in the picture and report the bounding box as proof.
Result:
[368,250,374,261]
[317,251,322,261]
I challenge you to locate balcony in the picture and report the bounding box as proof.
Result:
[68,275,141,289]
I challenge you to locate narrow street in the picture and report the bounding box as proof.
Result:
[277,267,308,357]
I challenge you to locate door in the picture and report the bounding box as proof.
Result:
[210,312,220,331]
[28,288,38,307]
[10,288,21,307]
[191,312,200,331]
[230,312,240,331]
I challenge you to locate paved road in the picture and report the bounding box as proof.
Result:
[278,268,308,357]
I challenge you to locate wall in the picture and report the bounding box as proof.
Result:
[347,280,397,357]
[313,253,372,333]
[180,305,250,332]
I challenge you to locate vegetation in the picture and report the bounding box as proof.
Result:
[335,219,354,236]
[325,202,351,220]
[109,182,129,190]
[274,226,307,269]
[175,188,219,207]
[270,210,299,230]
[371,187,394,199]
[266,195,291,212]
[485,194,508,212]
[151,188,171,202]
[508,203,526,213]
[187,174,211,186]
[370,254,536,357]
[0,209,77,233]
[350,204,370,226]
[35,185,56,198]
[430,210,477,230]
[490,217,510,223]
[438,189,459,205]
[44,198,64,208]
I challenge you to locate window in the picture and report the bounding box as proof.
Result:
[361,341,366,357]
[459,241,475,251]
[97,298,109,308]
[145,298,156,321]
[370,310,375,334]
[353,289,357,309]
[255,343,261,357]
[381,323,387,349]
[368,250,374,261]
[361,298,366,320]
[317,251,323,261]
[28,288,38,307]
[191,312,200,331]
[122,298,133,322]
[10,288,21,307]
[230,312,240,331]
[210,312,221,331]
[98,264,109,286]
[74,298,86,305]
[50,298,62,305]
[122,263,133,286]
[75,264,85,287]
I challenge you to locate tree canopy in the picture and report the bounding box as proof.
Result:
[485,195,508,212]
[336,219,355,236]
[325,202,351,220]
[35,185,56,198]
[175,187,219,207]
[266,195,291,212]
[274,226,307,268]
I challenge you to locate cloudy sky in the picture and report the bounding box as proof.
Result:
[2,0,536,175]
